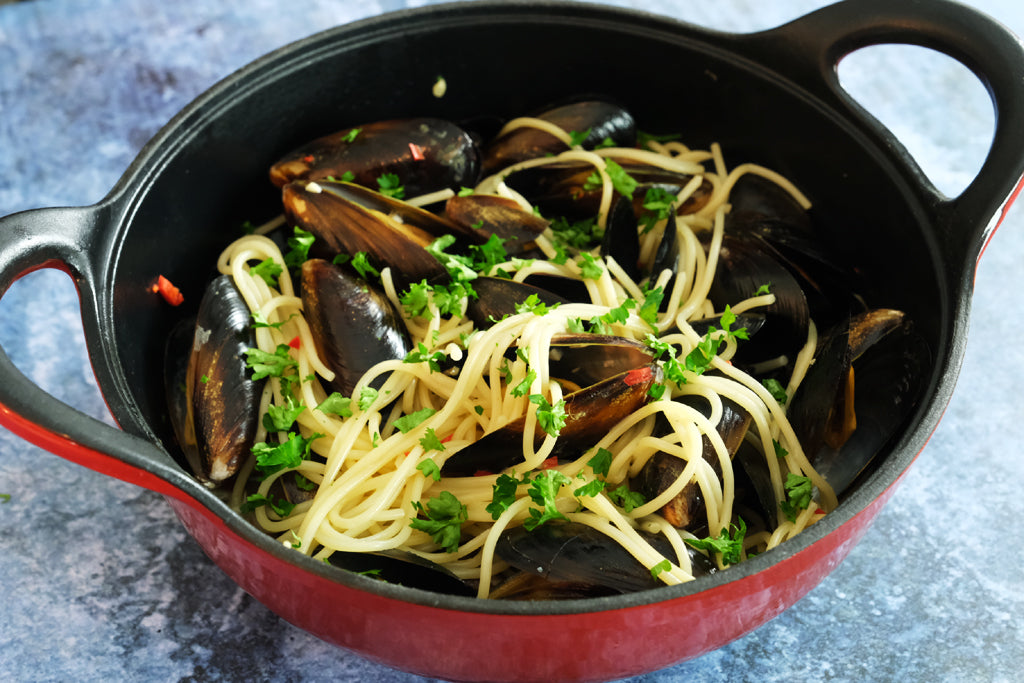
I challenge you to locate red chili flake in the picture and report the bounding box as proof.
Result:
[302,154,315,163]
[441,433,454,444]
[408,142,425,161]
[623,366,654,386]
[154,275,184,306]
[538,456,558,470]
[288,335,301,349]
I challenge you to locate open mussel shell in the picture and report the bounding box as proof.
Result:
[482,100,636,175]
[708,234,810,364]
[546,333,655,389]
[444,194,549,255]
[441,363,662,476]
[789,309,926,497]
[269,117,481,196]
[300,258,412,396]
[635,394,753,531]
[182,274,263,483]
[495,521,715,597]
[282,180,448,287]
[504,159,712,222]
[464,276,571,328]
[327,549,475,597]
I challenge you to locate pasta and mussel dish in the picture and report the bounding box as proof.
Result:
[165,99,918,599]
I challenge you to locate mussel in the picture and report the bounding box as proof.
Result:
[503,159,713,221]
[269,117,481,197]
[282,180,449,287]
[166,274,263,483]
[300,258,412,396]
[442,362,662,476]
[635,395,753,531]
[444,194,549,255]
[493,521,715,598]
[788,308,923,495]
[482,100,636,175]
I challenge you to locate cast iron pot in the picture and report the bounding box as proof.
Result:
[1,1,1022,681]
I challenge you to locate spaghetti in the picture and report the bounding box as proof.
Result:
[211,118,836,598]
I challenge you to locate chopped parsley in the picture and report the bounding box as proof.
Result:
[392,407,437,434]
[578,253,604,280]
[650,558,672,578]
[523,469,571,530]
[376,173,405,199]
[341,128,361,143]
[404,343,446,373]
[245,344,298,381]
[252,431,322,475]
[528,394,567,438]
[780,473,813,522]
[316,392,353,418]
[486,472,526,520]
[568,128,591,146]
[400,279,473,319]
[514,293,555,316]
[773,438,789,459]
[416,458,442,481]
[639,186,677,233]
[762,378,788,405]
[586,448,613,477]
[250,258,283,287]
[283,226,315,271]
[419,428,446,454]
[240,493,296,517]
[410,491,467,552]
[685,518,747,566]
[357,387,379,411]
[607,484,646,513]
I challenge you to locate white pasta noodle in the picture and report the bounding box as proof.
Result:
[209,114,841,598]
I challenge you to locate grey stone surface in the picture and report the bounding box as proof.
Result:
[1,1,1022,681]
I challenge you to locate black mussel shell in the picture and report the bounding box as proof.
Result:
[300,259,412,396]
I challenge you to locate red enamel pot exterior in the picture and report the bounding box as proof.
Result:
[1,2,1023,681]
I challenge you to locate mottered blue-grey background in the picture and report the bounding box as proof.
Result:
[1,1,1022,681]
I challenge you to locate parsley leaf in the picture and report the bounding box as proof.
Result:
[262,389,305,433]
[358,387,379,411]
[762,378,788,405]
[511,369,537,398]
[773,439,789,459]
[410,491,467,552]
[639,186,677,233]
[283,227,315,270]
[416,458,442,481]
[637,286,663,330]
[514,293,555,316]
[684,518,747,566]
[607,484,646,513]
[316,392,353,417]
[549,216,602,251]
[579,253,604,280]
[529,394,567,438]
[241,493,296,517]
[419,428,445,454]
[587,448,613,477]
[393,407,437,434]
[486,472,525,520]
[602,158,638,199]
[572,479,605,497]
[650,558,672,578]
[252,431,321,475]
[523,470,571,530]
[341,128,361,143]
[404,342,445,373]
[245,345,297,380]
[779,473,813,522]
[568,128,591,147]
[376,173,405,199]
[250,258,283,287]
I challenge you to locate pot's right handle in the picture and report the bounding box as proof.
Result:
[0,203,197,504]
[737,0,1024,281]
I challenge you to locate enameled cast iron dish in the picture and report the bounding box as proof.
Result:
[2,1,1023,680]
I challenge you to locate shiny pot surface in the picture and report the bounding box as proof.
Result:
[1,1,1022,681]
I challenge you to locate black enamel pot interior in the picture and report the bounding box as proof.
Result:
[1,1,1022,681]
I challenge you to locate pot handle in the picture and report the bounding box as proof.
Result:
[0,203,197,503]
[738,0,1024,277]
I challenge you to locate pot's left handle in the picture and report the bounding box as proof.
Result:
[0,204,196,503]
